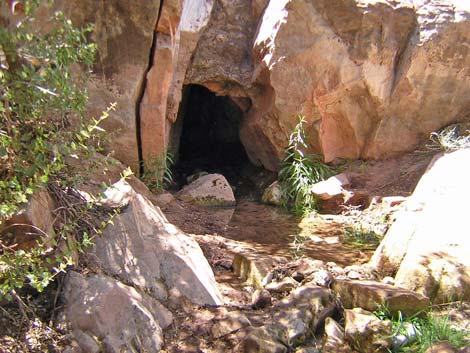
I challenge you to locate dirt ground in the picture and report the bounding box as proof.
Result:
[0,147,445,353]
[158,148,442,353]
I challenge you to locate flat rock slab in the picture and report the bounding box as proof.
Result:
[333,280,429,316]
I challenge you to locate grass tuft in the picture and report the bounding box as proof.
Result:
[374,305,470,353]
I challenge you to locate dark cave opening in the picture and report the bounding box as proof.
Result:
[175,84,253,192]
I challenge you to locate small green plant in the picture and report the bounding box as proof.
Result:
[374,305,470,353]
[278,116,334,215]
[141,151,174,192]
[427,125,470,152]
[343,225,382,249]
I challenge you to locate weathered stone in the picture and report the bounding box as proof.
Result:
[60,272,173,353]
[344,308,392,353]
[294,258,327,274]
[324,317,346,346]
[241,327,288,353]
[371,149,470,302]
[0,189,55,251]
[265,277,299,293]
[333,280,429,316]
[272,285,334,345]
[243,0,470,170]
[262,181,284,206]
[72,330,100,353]
[233,252,276,288]
[177,173,235,207]
[323,317,352,353]
[424,341,458,353]
[311,174,350,201]
[49,0,161,171]
[252,289,272,309]
[92,180,224,305]
[307,269,333,287]
[344,264,376,281]
[152,191,177,209]
[212,311,251,339]
[142,0,215,167]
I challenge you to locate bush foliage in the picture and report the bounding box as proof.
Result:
[0,0,113,298]
[278,116,334,215]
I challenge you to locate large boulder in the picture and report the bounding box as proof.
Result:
[241,0,470,169]
[177,173,236,207]
[91,180,224,305]
[59,272,173,353]
[371,149,470,302]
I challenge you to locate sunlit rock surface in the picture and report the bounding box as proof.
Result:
[371,149,470,302]
[92,180,224,306]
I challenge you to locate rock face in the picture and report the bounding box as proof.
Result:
[92,180,224,306]
[243,0,470,169]
[177,173,236,207]
[53,0,161,170]
[371,149,470,302]
[34,0,470,173]
[60,272,173,353]
[153,0,470,171]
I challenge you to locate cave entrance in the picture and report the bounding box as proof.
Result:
[175,84,251,191]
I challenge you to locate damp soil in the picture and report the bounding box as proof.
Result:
[165,147,438,270]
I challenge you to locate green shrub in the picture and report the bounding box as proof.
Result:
[140,151,174,192]
[0,0,114,299]
[278,116,334,215]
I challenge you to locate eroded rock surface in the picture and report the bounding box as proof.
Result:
[344,308,392,353]
[333,279,429,316]
[177,173,236,207]
[60,272,173,353]
[243,0,470,169]
[92,180,224,306]
[371,149,470,302]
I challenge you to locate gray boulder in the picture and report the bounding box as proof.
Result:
[60,272,173,353]
[92,180,224,305]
